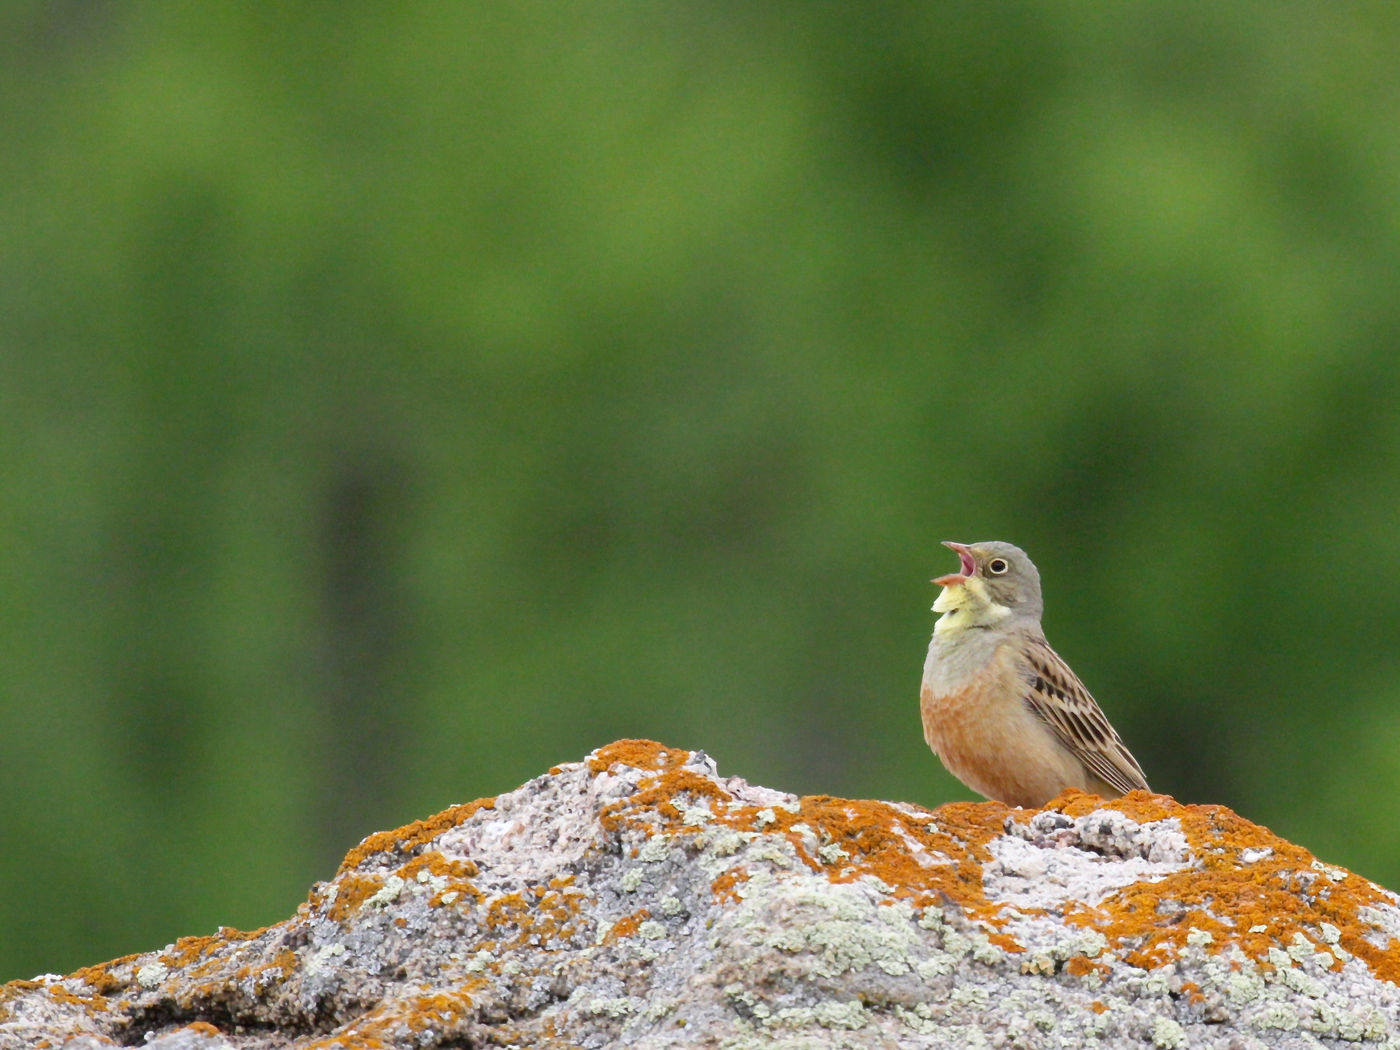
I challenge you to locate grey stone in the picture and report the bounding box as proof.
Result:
[2,739,1398,1048]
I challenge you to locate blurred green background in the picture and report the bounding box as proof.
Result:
[5,2,1400,982]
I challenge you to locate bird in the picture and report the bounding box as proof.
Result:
[920,540,1149,808]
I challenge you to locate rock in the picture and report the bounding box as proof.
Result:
[3,739,1399,1048]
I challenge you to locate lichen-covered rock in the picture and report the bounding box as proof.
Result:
[4,739,1399,1048]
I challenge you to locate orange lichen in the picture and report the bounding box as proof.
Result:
[302,979,489,1050]
[337,797,497,876]
[606,768,735,831]
[481,883,588,951]
[595,742,1022,950]
[591,741,1400,982]
[605,908,652,943]
[402,988,480,1033]
[266,949,299,979]
[711,867,750,904]
[45,983,108,1013]
[397,852,479,883]
[589,739,694,775]
[1045,794,1400,984]
[1178,980,1205,1006]
[160,934,230,970]
[324,872,390,923]
[11,738,1400,1050]
[313,848,487,920]
[1063,956,1110,979]
[71,960,135,995]
[484,891,529,928]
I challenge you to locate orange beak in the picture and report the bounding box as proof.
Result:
[932,540,977,587]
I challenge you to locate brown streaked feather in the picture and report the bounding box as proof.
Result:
[1020,634,1150,795]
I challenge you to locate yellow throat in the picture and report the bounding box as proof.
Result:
[932,576,1013,638]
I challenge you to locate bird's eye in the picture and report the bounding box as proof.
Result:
[988,558,1009,575]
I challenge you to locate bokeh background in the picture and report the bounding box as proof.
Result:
[5,3,1400,982]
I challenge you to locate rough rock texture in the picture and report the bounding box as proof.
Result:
[5,740,1400,1049]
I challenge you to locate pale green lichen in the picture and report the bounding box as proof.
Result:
[1150,1015,1186,1048]
[414,869,449,895]
[915,905,1008,967]
[1357,1007,1390,1041]
[637,920,666,941]
[703,829,747,858]
[682,805,714,827]
[916,955,956,980]
[1310,1002,1377,1047]
[1286,931,1319,963]
[1068,929,1107,958]
[582,997,635,1018]
[1146,976,1182,1005]
[303,942,347,977]
[947,928,1008,967]
[1312,860,1349,883]
[811,1000,867,1030]
[754,887,920,980]
[135,962,168,989]
[744,839,799,869]
[620,868,644,892]
[1250,1002,1300,1031]
[365,875,405,907]
[1277,967,1325,999]
[642,1000,673,1021]
[916,906,946,931]
[894,1002,936,1033]
[1083,1006,1110,1038]
[758,1001,868,1031]
[949,986,991,1009]
[1227,969,1266,1006]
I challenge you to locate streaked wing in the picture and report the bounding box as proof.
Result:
[1020,635,1150,794]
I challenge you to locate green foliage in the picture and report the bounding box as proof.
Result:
[4,3,1400,979]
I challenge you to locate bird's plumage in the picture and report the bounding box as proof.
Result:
[920,540,1149,807]
[1020,634,1149,796]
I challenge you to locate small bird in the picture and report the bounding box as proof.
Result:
[920,540,1149,808]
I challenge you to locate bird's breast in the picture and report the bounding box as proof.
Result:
[922,625,1007,696]
[920,635,1084,807]
[921,636,1026,729]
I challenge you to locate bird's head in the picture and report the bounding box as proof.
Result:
[932,540,1043,633]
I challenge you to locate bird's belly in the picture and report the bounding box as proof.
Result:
[920,644,1085,808]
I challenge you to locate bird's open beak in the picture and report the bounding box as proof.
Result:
[932,541,977,587]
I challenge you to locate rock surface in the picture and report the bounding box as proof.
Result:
[4,739,1400,1049]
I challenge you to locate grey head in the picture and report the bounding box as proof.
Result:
[939,540,1044,622]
